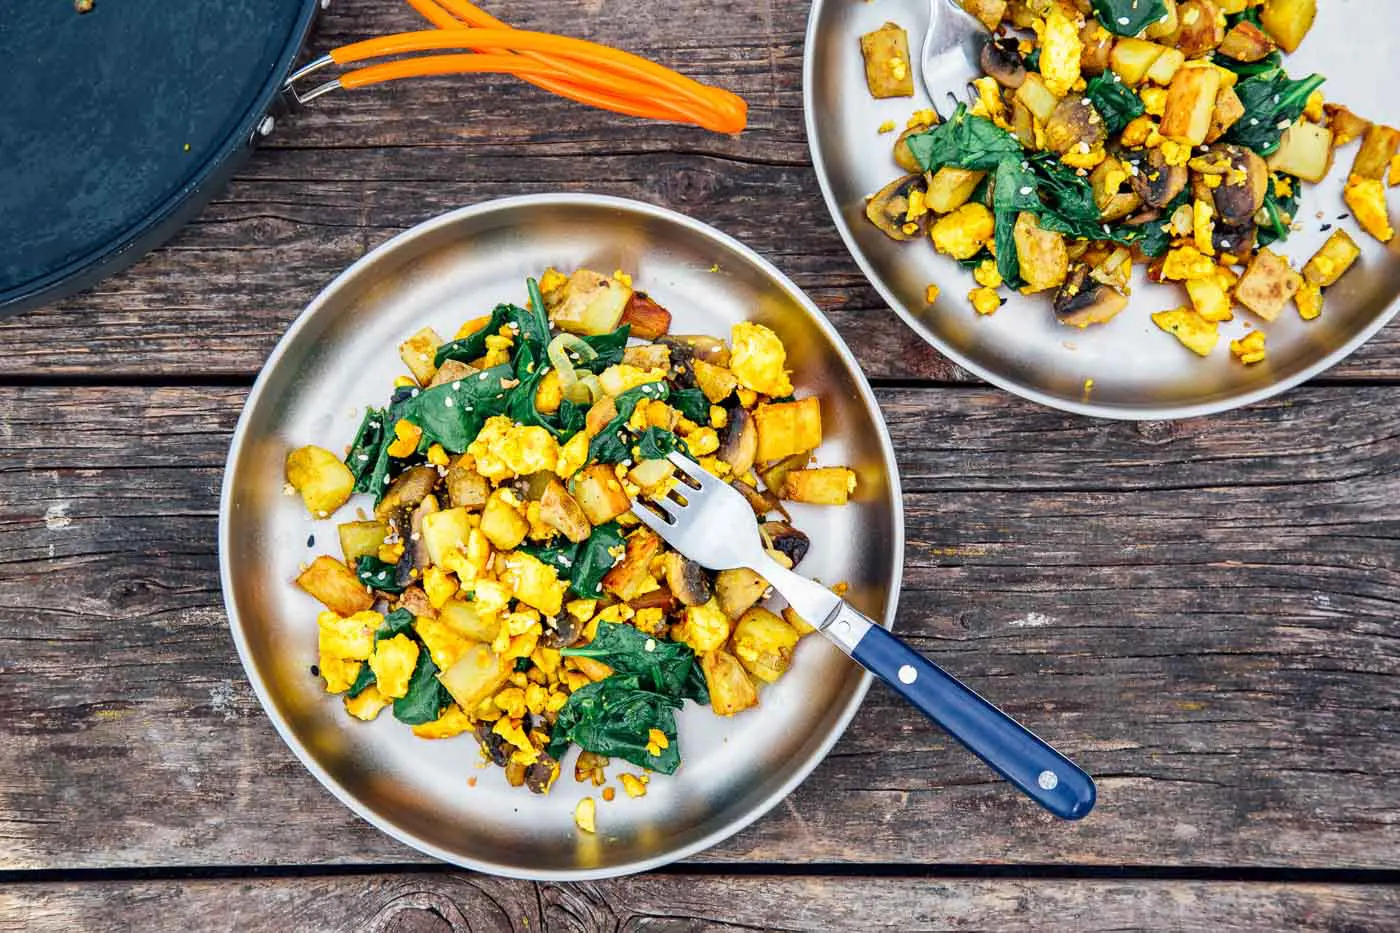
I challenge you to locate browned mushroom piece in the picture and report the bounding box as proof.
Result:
[1126,147,1189,208]
[864,174,929,241]
[980,37,1027,89]
[1054,265,1129,327]
[729,478,781,518]
[373,464,440,520]
[717,405,757,477]
[541,611,585,650]
[761,521,811,567]
[524,757,558,794]
[1044,95,1107,155]
[1213,218,1258,256]
[1203,145,1270,225]
[662,552,713,607]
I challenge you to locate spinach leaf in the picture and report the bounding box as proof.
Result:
[524,278,551,350]
[1084,72,1144,136]
[587,382,671,464]
[345,406,389,494]
[1030,153,1106,238]
[392,650,450,725]
[519,521,626,600]
[1257,174,1299,247]
[1110,189,1189,257]
[1224,67,1326,156]
[579,325,631,372]
[544,674,683,773]
[991,158,1041,285]
[1024,47,1041,73]
[503,341,585,442]
[356,555,405,594]
[670,387,710,423]
[389,363,515,453]
[562,622,708,703]
[1092,0,1168,37]
[635,428,690,460]
[433,302,543,368]
[377,608,416,640]
[346,663,377,698]
[907,105,1023,174]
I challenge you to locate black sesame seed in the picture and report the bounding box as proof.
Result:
[307,534,315,547]
[1338,214,1350,221]
[309,665,320,677]
[1320,224,1333,232]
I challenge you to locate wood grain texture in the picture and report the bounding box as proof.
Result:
[3,0,1397,383]
[1,385,1397,871]
[2,873,1397,932]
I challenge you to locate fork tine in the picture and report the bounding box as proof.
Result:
[667,451,719,491]
[629,500,674,537]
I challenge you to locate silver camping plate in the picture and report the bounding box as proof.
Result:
[805,0,1400,419]
[219,194,904,879]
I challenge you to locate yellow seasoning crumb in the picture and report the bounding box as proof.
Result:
[602,786,616,802]
[612,269,633,288]
[969,287,1002,316]
[467,776,478,787]
[925,283,940,304]
[709,264,720,273]
[1230,330,1267,365]
[574,797,596,833]
[878,119,897,134]
[620,773,648,798]
[1084,378,1095,392]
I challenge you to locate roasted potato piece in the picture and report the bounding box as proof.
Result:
[539,479,591,543]
[860,22,915,99]
[715,568,770,620]
[1325,104,1372,149]
[297,555,374,615]
[1218,21,1277,62]
[438,644,509,711]
[1161,64,1221,145]
[1173,0,1225,59]
[285,445,356,518]
[1144,0,1181,40]
[1259,0,1316,54]
[1235,247,1303,322]
[1302,229,1362,287]
[692,358,739,404]
[1206,85,1246,143]
[439,597,501,643]
[961,0,1007,31]
[925,167,987,214]
[894,124,931,173]
[421,506,472,570]
[428,358,477,389]
[1013,212,1069,293]
[732,608,800,684]
[1352,125,1400,182]
[398,326,443,386]
[782,467,857,505]
[753,397,823,463]
[444,458,490,510]
[571,464,632,525]
[1109,38,1167,87]
[338,520,389,565]
[701,649,759,716]
[619,293,672,340]
[551,269,632,336]
[1014,72,1061,121]
[1078,19,1115,76]
[1269,120,1333,183]
[1145,47,1186,85]
[602,528,663,601]
[480,489,529,551]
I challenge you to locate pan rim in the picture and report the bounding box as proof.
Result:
[218,192,906,880]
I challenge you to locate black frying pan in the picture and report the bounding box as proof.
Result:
[1,0,320,318]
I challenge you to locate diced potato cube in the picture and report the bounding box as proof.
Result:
[1352,125,1400,182]
[551,269,633,336]
[1145,47,1186,86]
[398,326,443,386]
[480,489,529,551]
[570,464,631,526]
[1235,248,1303,322]
[444,459,489,511]
[1302,229,1362,287]
[692,358,740,404]
[1206,85,1245,143]
[1173,0,1226,59]
[1015,73,1061,123]
[1325,104,1372,149]
[1259,0,1317,53]
[782,467,858,505]
[1161,65,1221,146]
[439,597,501,643]
[539,479,591,543]
[732,607,800,684]
[285,445,356,518]
[960,0,1006,32]
[714,568,769,620]
[1344,178,1395,244]
[338,520,389,565]
[753,397,823,463]
[421,507,473,569]
[601,528,663,602]
[1218,21,1277,61]
[1013,212,1069,293]
[369,634,419,700]
[925,167,987,214]
[702,649,759,716]
[297,555,374,615]
[619,293,672,340]
[860,22,915,99]
[428,358,477,389]
[1268,120,1333,183]
[1110,39,1167,87]
[438,643,509,711]
[1152,307,1221,357]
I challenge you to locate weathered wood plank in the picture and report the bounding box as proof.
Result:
[1,873,1397,932]
[1,385,1397,871]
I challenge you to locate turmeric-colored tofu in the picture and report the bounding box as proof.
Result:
[1302,229,1362,288]
[1344,178,1393,244]
[860,23,915,99]
[1152,307,1221,357]
[1235,248,1303,322]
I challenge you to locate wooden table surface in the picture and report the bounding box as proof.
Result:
[3,1,1399,929]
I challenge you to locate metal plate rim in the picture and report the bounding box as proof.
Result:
[801,1,1400,422]
[218,192,906,880]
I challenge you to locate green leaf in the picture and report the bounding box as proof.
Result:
[355,555,404,594]
[1091,0,1168,37]
[433,301,545,368]
[1084,72,1144,136]
[518,521,626,600]
[346,663,377,699]
[1224,68,1326,156]
[389,363,515,454]
[524,278,551,349]
[392,650,450,725]
[579,325,631,372]
[345,406,389,494]
[1257,174,1300,247]
[670,387,710,423]
[635,428,690,460]
[562,621,708,703]
[1108,189,1189,257]
[906,105,1023,174]
[991,159,1041,285]
[377,608,416,640]
[544,674,683,773]
[587,382,671,464]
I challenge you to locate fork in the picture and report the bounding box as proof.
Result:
[920,0,988,105]
[632,452,1097,821]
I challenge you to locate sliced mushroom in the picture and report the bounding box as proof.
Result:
[1044,95,1107,155]
[1205,145,1269,225]
[476,724,513,767]
[663,551,713,607]
[980,37,1026,89]
[864,174,929,242]
[657,334,730,368]
[730,478,781,518]
[1126,148,1189,209]
[541,612,584,650]
[761,521,811,567]
[1213,219,1257,256]
[374,465,439,520]
[1054,265,1130,328]
[717,406,757,477]
[628,586,679,614]
[525,757,558,794]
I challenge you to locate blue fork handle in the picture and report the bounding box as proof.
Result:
[828,606,1096,820]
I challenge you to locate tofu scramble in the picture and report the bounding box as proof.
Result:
[861,0,1396,364]
[284,269,856,823]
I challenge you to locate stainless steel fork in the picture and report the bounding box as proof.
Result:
[632,452,1096,821]
[920,0,987,105]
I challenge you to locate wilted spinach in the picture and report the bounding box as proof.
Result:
[519,521,626,600]
[588,381,671,463]
[1257,174,1300,247]
[355,555,405,594]
[1092,0,1168,37]
[388,362,515,453]
[635,427,690,460]
[562,621,708,703]
[1084,72,1144,136]
[1224,67,1326,156]
[907,105,1023,174]
[669,387,710,423]
[345,406,389,494]
[545,674,683,773]
[393,650,451,725]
